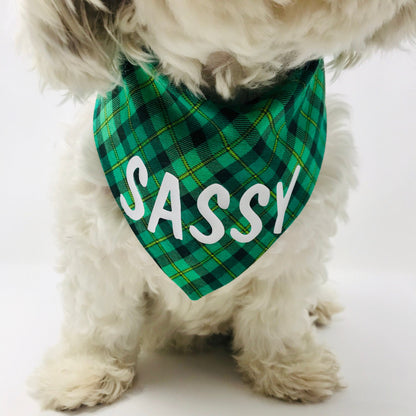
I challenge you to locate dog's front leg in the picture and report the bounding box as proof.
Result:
[232,273,342,403]
[27,104,148,411]
[28,247,147,411]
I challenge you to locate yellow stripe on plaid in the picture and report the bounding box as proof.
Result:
[93,59,327,300]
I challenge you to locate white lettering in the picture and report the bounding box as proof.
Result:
[148,173,183,240]
[189,184,230,245]
[274,165,301,234]
[121,156,302,243]
[230,184,270,243]
[120,156,148,221]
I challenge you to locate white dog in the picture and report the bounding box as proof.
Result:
[20,0,416,411]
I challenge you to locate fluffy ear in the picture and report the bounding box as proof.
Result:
[19,0,145,97]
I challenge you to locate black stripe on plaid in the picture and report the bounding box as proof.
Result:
[93,59,327,300]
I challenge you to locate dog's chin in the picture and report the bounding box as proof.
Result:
[20,0,416,99]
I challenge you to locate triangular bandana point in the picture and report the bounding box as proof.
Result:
[94,60,327,300]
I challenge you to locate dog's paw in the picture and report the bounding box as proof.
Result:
[28,352,135,410]
[309,285,344,327]
[238,346,343,403]
[309,298,344,327]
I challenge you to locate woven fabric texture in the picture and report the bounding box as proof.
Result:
[94,60,327,300]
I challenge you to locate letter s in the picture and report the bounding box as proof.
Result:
[120,156,148,220]
[230,184,270,243]
[189,184,230,245]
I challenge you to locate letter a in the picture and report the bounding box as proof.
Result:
[148,172,183,240]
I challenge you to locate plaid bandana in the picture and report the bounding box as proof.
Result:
[94,60,327,300]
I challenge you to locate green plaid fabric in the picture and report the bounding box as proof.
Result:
[93,59,327,300]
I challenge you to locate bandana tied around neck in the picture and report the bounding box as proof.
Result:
[93,60,327,300]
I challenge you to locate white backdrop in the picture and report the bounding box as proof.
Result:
[1,2,415,415]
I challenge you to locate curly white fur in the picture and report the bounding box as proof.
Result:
[20,0,416,98]
[20,0,415,410]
